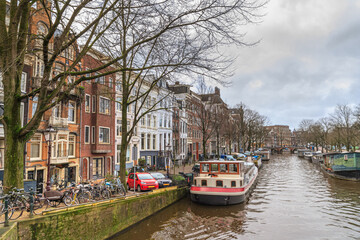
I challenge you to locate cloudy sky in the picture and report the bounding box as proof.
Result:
[219,0,360,129]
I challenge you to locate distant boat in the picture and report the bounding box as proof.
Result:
[297,149,308,158]
[257,150,271,161]
[311,153,324,165]
[304,152,314,160]
[321,152,360,181]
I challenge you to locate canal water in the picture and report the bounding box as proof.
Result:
[113,155,360,240]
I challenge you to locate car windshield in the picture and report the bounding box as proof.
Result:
[151,173,165,179]
[137,174,154,180]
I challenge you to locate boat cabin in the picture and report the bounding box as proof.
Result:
[323,152,360,172]
[193,161,249,189]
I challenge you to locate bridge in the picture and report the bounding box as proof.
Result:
[266,146,302,154]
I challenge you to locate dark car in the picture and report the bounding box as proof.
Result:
[150,172,172,188]
[192,163,200,173]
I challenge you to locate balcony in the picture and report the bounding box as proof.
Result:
[49,116,68,128]
[51,156,69,165]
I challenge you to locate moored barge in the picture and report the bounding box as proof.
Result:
[321,152,360,181]
[190,160,258,205]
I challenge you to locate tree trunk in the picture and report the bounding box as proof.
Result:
[4,131,25,190]
[202,139,207,159]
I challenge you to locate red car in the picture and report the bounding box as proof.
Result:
[127,172,159,192]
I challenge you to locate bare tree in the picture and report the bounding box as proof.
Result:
[0,0,124,189]
[330,104,356,151]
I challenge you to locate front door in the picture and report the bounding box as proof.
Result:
[92,158,103,179]
[67,167,76,183]
[36,170,44,193]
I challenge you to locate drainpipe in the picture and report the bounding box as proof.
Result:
[79,88,83,183]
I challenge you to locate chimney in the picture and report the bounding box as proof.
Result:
[215,87,220,95]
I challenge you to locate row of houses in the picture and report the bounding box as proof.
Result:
[0,2,234,187]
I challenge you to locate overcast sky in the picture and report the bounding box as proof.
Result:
[218,0,360,129]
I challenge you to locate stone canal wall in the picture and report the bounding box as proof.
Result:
[14,187,187,240]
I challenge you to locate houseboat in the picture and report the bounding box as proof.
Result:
[321,152,360,181]
[252,155,262,169]
[190,160,258,205]
[258,150,271,161]
[311,153,324,165]
[297,149,308,158]
[304,152,314,160]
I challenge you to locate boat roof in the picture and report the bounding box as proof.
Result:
[200,160,245,164]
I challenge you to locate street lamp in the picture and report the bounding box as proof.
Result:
[165,144,171,177]
[42,125,57,191]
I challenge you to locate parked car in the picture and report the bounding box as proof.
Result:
[220,155,237,161]
[127,173,159,192]
[192,163,200,173]
[150,172,172,188]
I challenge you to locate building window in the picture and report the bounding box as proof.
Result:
[153,116,156,127]
[109,77,113,88]
[116,97,121,112]
[99,127,110,143]
[92,96,96,113]
[32,96,38,118]
[116,81,121,92]
[147,115,151,127]
[52,104,61,118]
[85,95,90,112]
[68,101,76,123]
[91,126,95,144]
[152,134,156,150]
[21,72,27,93]
[141,134,145,150]
[68,134,75,157]
[93,158,103,178]
[99,97,110,114]
[147,134,151,150]
[57,135,67,157]
[30,134,41,159]
[84,126,90,144]
[116,119,121,136]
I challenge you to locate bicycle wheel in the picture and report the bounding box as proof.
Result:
[78,191,91,204]
[101,189,111,199]
[32,196,44,215]
[120,185,126,196]
[9,199,25,220]
[63,195,73,206]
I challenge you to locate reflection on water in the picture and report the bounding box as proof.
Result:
[112,155,360,240]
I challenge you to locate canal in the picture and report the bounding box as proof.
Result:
[112,155,360,240]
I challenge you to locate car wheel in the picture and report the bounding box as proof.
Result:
[137,185,141,192]
[127,184,131,190]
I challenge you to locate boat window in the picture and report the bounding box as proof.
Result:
[229,164,238,173]
[201,164,209,173]
[231,181,236,187]
[216,180,223,187]
[219,164,228,173]
[194,180,197,186]
[211,164,219,172]
[201,180,207,186]
[240,180,243,186]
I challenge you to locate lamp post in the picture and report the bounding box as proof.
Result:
[165,144,171,177]
[42,125,57,191]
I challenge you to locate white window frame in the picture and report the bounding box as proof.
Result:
[85,94,91,113]
[68,134,76,158]
[21,72,27,93]
[109,77,113,88]
[84,126,90,144]
[30,134,42,160]
[99,97,110,115]
[68,101,76,123]
[99,127,110,144]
